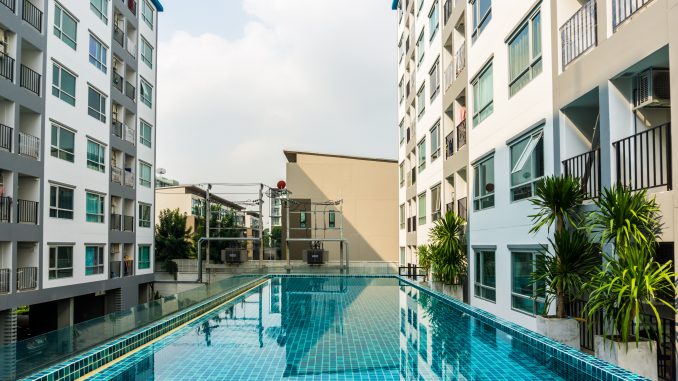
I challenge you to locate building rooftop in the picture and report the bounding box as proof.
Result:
[283,150,397,164]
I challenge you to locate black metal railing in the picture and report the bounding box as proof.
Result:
[1,0,15,12]
[561,0,597,69]
[20,64,41,95]
[17,267,37,290]
[0,196,10,222]
[613,123,671,191]
[125,81,135,100]
[398,264,428,281]
[0,123,12,151]
[17,199,38,224]
[18,132,39,159]
[113,25,125,47]
[457,197,467,220]
[456,119,467,150]
[445,130,454,159]
[612,0,653,30]
[123,215,134,231]
[112,71,123,92]
[563,148,601,199]
[0,268,8,293]
[0,51,15,81]
[111,213,122,230]
[22,0,42,32]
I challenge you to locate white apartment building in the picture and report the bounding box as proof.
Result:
[0,0,163,344]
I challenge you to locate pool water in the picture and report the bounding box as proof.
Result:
[86,277,573,380]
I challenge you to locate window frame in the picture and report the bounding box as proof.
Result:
[417,138,426,172]
[85,192,105,223]
[49,185,74,219]
[49,246,73,279]
[299,211,306,228]
[328,210,336,228]
[140,78,153,107]
[50,124,75,162]
[86,139,106,172]
[85,245,104,275]
[139,202,151,228]
[52,63,77,106]
[474,250,496,302]
[428,0,439,42]
[416,29,425,66]
[430,183,441,221]
[511,250,546,315]
[142,0,154,29]
[90,0,108,24]
[399,162,405,188]
[400,203,406,229]
[429,58,440,100]
[54,3,77,50]
[399,119,404,145]
[473,155,495,211]
[418,192,426,225]
[138,245,151,269]
[417,84,426,118]
[507,9,542,97]
[471,0,492,42]
[139,161,152,188]
[140,120,152,148]
[472,61,494,126]
[430,121,440,160]
[140,37,153,68]
[509,130,544,202]
[88,34,108,73]
[87,86,107,123]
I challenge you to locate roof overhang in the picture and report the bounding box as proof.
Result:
[151,0,164,12]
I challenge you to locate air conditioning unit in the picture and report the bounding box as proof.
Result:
[634,68,670,109]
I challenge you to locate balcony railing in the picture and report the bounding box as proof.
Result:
[111,167,123,184]
[123,215,134,231]
[612,0,653,30]
[563,148,601,199]
[22,0,42,32]
[1,0,15,12]
[454,42,466,77]
[0,196,10,222]
[0,269,8,293]
[445,130,454,159]
[0,51,15,81]
[456,119,467,150]
[110,260,133,278]
[613,123,671,192]
[112,119,123,139]
[124,124,135,143]
[17,267,37,290]
[110,260,121,278]
[20,64,41,95]
[0,123,12,151]
[561,0,597,69]
[18,132,39,159]
[113,25,125,47]
[125,81,135,100]
[457,197,467,220]
[17,199,38,224]
[124,171,135,187]
[112,71,123,92]
[111,213,122,230]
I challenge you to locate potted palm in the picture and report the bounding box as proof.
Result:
[428,210,466,300]
[417,244,432,283]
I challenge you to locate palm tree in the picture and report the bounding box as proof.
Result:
[529,175,587,234]
[155,208,193,275]
[417,244,433,274]
[428,211,466,284]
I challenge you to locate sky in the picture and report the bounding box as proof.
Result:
[156,0,398,188]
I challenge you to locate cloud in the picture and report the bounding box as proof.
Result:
[156,0,398,187]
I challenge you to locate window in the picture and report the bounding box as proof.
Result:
[510,130,544,201]
[90,0,108,24]
[471,0,492,41]
[139,162,152,187]
[398,36,404,62]
[400,204,405,229]
[299,212,306,228]
[88,86,107,122]
[138,245,151,269]
[508,10,542,96]
[398,78,404,103]
[86,192,105,223]
[142,0,154,29]
[399,162,405,187]
[140,79,153,107]
[52,63,76,106]
[472,62,493,126]
[512,251,545,315]
[474,250,496,301]
[430,184,441,220]
[49,185,74,219]
[87,139,105,172]
[417,0,424,14]
[399,119,404,145]
[50,124,74,162]
[141,37,153,68]
[428,1,439,41]
[139,203,151,227]
[191,198,205,216]
[89,35,108,73]
[140,120,152,147]
[49,246,73,279]
[85,246,104,275]
[417,138,426,172]
[430,122,440,160]
[400,247,406,265]
[473,155,494,211]
[54,4,77,49]
[429,59,440,100]
[417,85,425,118]
[416,30,425,66]
[418,192,426,225]
[328,211,336,228]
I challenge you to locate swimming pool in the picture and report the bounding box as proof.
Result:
[78,276,645,381]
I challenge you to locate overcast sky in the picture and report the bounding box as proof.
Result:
[156,0,398,187]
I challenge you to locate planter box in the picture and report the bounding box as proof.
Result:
[536,316,580,350]
[594,335,658,381]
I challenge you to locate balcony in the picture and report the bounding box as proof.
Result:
[0,123,12,152]
[445,130,454,159]
[0,51,15,81]
[612,0,653,30]
[112,71,123,92]
[613,123,671,192]
[20,64,41,95]
[0,196,10,222]
[111,213,122,230]
[561,0,597,69]
[0,268,8,293]
[125,81,136,100]
[112,119,123,139]
[17,266,36,290]
[127,0,137,15]
[124,171,135,188]
[111,167,123,184]
[563,148,601,199]
[123,215,134,231]
[21,0,42,32]
[17,199,38,224]
[110,260,134,278]
[454,42,465,77]
[126,37,136,57]
[406,126,411,143]
[113,25,125,47]
[1,0,15,12]
[18,131,40,159]
[457,197,467,220]
[443,62,454,92]
[124,124,135,143]
[456,119,467,150]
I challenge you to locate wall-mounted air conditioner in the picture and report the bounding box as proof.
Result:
[634,68,670,109]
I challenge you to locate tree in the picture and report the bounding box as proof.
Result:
[193,206,242,262]
[529,175,586,234]
[270,226,282,248]
[155,209,193,275]
[428,211,466,284]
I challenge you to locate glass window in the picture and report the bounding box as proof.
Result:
[88,86,107,122]
[140,79,153,107]
[510,130,544,201]
[428,0,439,41]
[430,122,440,160]
[90,0,108,24]
[473,155,495,211]
[49,185,74,219]
[418,138,426,172]
[139,203,151,227]
[429,58,440,100]
[85,246,104,275]
[399,162,404,187]
[142,0,154,29]
[139,162,152,187]
[400,204,405,229]
[416,30,425,65]
[472,62,493,126]
[140,120,152,148]
[474,250,496,301]
[328,210,335,228]
[141,37,153,68]
[417,85,426,117]
[50,124,75,162]
[471,0,492,41]
[508,10,542,96]
[430,184,441,220]
[49,246,73,279]
[418,192,426,225]
[399,119,404,145]
[299,212,306,228]
[52,63,76,106]
[138,245,151,269]
[89,35,108,73]
[512,251,545,315]
[87,139,105,172]
[400,247,406,265]
[54,4,77,49]
[398,78,404,103]
[86,192,105,223]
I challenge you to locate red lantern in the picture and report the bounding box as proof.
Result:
[277,180,286,190]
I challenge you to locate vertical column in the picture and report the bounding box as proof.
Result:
[0,309,17,381]
[598,83,613,190]
[56,297,74,354]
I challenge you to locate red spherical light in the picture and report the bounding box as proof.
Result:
[277,180,286,190]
